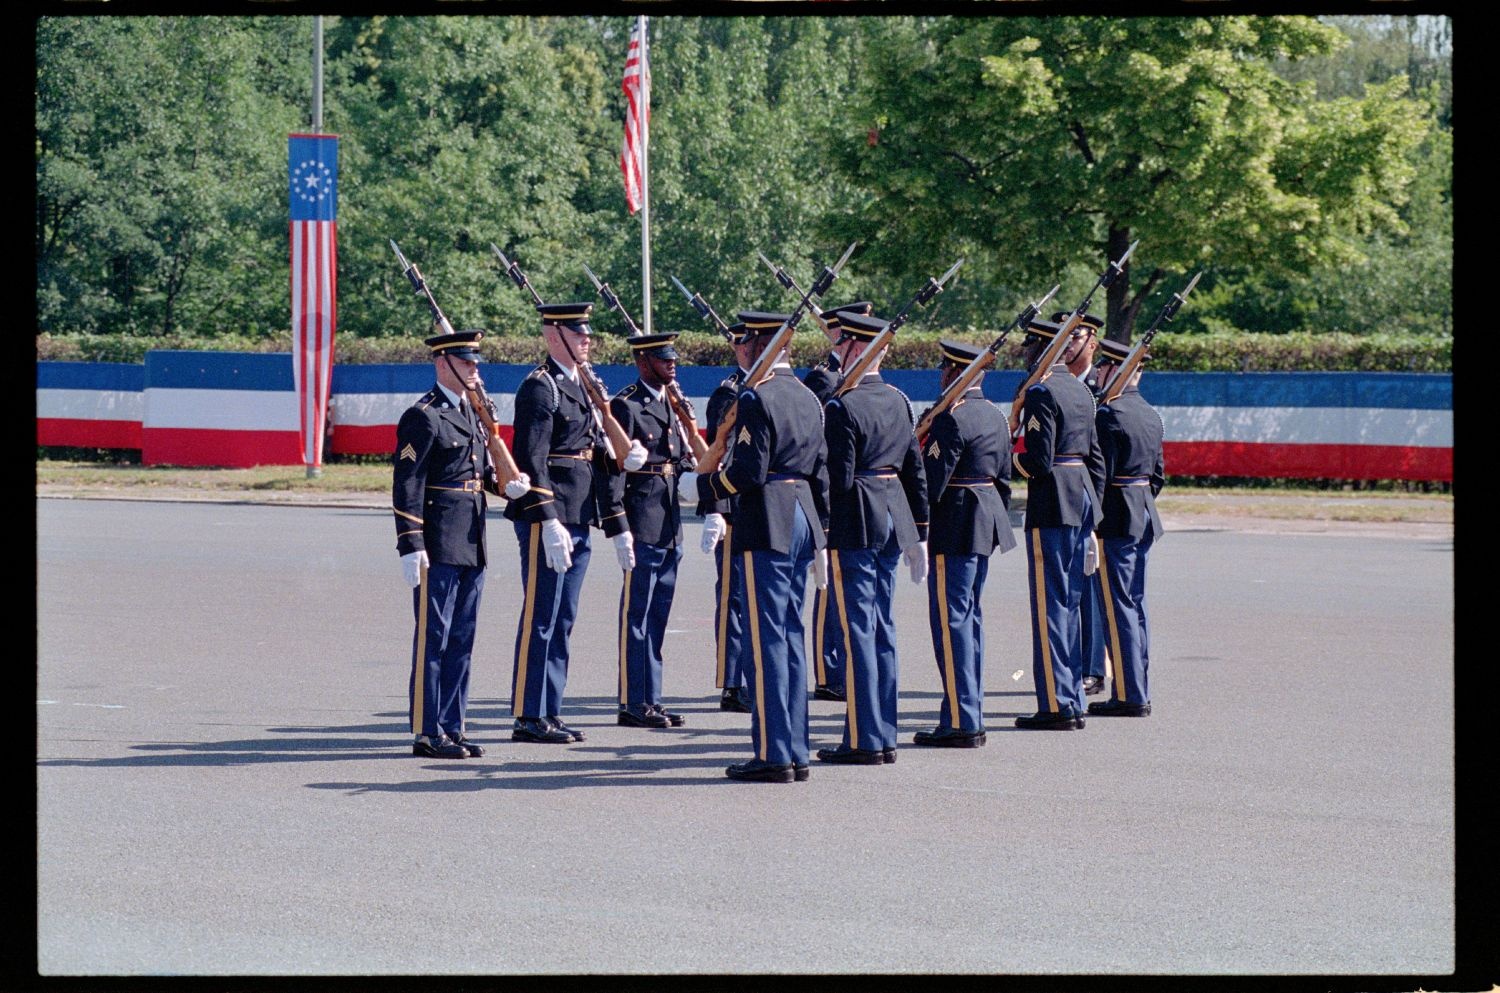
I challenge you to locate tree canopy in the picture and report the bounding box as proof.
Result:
[35,14,1449,343]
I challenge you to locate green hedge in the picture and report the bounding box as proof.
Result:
[36,329,1452,373]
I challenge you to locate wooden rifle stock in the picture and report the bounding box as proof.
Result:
[695,319,798,473]
[831,328,893,398]
[664,381,710,462]
[465,379,523,489]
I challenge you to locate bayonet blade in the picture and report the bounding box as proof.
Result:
[1178,270,1203,300]
[830,241,858,276]
[1116,239,1140,268]
[390,239,410,270]
[935,257,965,289]
[489,243,512,270]
[582,262,603,291]
[670,275,693,300]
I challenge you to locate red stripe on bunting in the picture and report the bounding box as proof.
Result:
[1165,441,1452,482]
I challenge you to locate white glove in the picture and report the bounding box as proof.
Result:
[678,471,698,495]
[541,518,573,574]
[813,548,829,590]
[613,530,636,571]
[701,513,726,554]
[623,440,649,472]
[1083,534,1099,576]
[503,472,531,500]
[905,541,929,585]
[400,549,429,589]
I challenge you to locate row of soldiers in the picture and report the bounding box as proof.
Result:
[391,296,1164,782]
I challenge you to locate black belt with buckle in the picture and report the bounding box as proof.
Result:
[427,479,483,492]
[629,462,676,477]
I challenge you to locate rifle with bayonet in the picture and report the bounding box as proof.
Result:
[1099,270,1201,405]
[695,242,857,473]
[755,249,840,340]
[1007,239,1139,436]
[832,258,964,399]
[914,282,1060,444]
[584,263,708,463]
[390,240,523,490]
[488,243,635,470]
[669,275,732,340]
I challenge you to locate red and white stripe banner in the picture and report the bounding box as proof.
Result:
[620,16,649,215]
[289,133,339,469]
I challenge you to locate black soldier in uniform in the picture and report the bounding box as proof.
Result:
[699,324,755,714]
[816,311,930,766]
[912,339,1018,748]
[1011,318,1107,729]
[393,330,531,759]
[609,333,698,729]
[1088,337,1166,718]
[504,303,646,745]
[696,312,831,783]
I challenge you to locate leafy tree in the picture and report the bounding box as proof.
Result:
[842,16,1434,342]
[37,17,305,336]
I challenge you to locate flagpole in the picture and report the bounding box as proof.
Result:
[639,15,652,334]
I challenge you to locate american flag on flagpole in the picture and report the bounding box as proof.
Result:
[620,16,649,215]
[288,133,339,470]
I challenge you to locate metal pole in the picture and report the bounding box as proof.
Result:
[639,15,651,334]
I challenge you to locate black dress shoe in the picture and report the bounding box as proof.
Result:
[792,763,810,782]
[547,716,585,742]
[912,727,987,748]
[1082,675,1105,696]
[449,734,485,758]
[882,747,897,764]
[649,704,685,727]
[726,759,795,783]
[813,686,846,702]
[512,717,572,744]
[1087,699,1152,717]
[815,745,885,765]
[719,689,752,713]
[618,705,671,729]
[1014,711,1085,730]
[412,733,468,758]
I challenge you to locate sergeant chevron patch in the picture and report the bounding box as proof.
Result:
[927,439,940,458]
[1027,416,1040,433]
[737,426,751,445]
[400,443,418,461]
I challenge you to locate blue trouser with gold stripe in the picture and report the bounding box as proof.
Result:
[1024,519,1091,717]
[617,541,681,708]
[826,528,903,752]
[713,527,748,692]
[1081,535,1109,680]
[410,561,485,739]
[810,585,846,692]
[511,520,591,719]
[739,505,815,766]
[1099,530,1155,705]
[925,550,990,733]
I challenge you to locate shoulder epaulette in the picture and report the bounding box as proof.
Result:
[415,388,440,410]
[525,363,560,411]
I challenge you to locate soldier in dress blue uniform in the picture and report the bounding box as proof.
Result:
[696,312,831,783]
[700,323,755,714]
[609,333,699,729]
[816,311,930,766]
[393,330,531,759]
[1011,317,1107,729]
[802,301,872,704]
[1055,310,1110,699]
[1087,338,1165,718]
[504,303,647,744]
[911,339,1018,749]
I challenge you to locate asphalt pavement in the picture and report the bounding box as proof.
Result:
[34,498,1462,983]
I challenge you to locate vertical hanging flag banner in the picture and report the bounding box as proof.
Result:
[619,16,649,214]
[289,132,339,469]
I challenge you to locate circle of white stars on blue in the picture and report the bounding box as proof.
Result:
[292,159,333,203]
